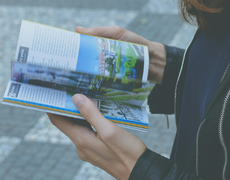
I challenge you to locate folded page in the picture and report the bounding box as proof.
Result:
[3,81,149,132]
[15,20,149,82]
[11,61,155,106]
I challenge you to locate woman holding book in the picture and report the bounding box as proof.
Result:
[48,0,230,179]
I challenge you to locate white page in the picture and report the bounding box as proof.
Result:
[98,99,148,123]
[15,20,149,82]
[3,81,66,108]
[3,81,149,132]
[15,20,80,70]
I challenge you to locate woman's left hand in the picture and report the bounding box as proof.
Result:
[47,94,146,180]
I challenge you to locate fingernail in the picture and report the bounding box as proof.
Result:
[72,95,85,109]
[76,26,85,31]
[78,26,85,29]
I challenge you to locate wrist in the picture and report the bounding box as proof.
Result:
[147,41,166,84]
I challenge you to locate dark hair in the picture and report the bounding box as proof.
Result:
[180,0,230,37]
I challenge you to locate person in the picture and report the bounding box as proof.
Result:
[47,0,230,179]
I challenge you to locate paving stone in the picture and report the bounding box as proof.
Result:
[0,0,148,10]
[0,136,21,163]
[3,175,17,180]
[126,13,184,44]
[24,115,72,144]
[0,168,7,177]
[73,162,115,180]
[31,173,44,180]
[1,141,83,180]
[169,23,197,49]
[142,0,179,14]
[0,105,44,138]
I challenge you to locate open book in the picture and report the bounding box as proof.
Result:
[2,20,156,132]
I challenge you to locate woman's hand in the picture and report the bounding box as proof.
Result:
[47,94,147,180]
[75,26,166,84]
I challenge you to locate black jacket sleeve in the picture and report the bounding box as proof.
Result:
[129,149,202,180]
[148,45,185,114]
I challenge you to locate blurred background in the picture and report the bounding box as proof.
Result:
[0,0,196,179]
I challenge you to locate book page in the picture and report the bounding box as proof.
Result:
[3,81,148,132]
[98,100,148,124]
[16,20,80,70]
[3,81,83,118]
[15,20,149,82]
[11,61,155,106]
[3,81,66,108]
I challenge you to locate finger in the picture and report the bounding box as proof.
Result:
[68,118,93,130]
[47,113,93,139]
[75,25,126,40]
[47,113,91,128]
[72,94,118,134]
[75,26,150,46]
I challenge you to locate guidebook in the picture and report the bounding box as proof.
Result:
[2,20,156,132]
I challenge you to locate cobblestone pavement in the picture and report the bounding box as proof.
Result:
[0,0,196,179]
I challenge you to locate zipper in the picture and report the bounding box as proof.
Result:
[195,119,207,176]
[195,65,230,177]
[220,62,230,83]
[218,89,230,180]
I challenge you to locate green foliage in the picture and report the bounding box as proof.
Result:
[133,94,148,101]
[105,58,113,71]
[116,47,121,69]
[67,92,75,96]
[122,44,140,79]
[105,58,113,65]
[121,76,129,84]
[100,88,113,92]
[124,60,133,69]
[104,91,128,97]
[113,77,117,82]
[126,45,138,66]
[133,86,153,93]
[124,69,133,76]
[111,44,116,51]
[105,77,111,81]
[107,94,148,101]
[91,86,99,91]
[115,68,120,73]
[109,67,113,77]
[96,95,103,98]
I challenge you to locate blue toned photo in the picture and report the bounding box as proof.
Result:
[76,35,146,81]
[76,34,100,75]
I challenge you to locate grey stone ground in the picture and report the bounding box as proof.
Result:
[0,0,196,179]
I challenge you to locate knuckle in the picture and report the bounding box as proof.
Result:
[82,108,94,120]
[112,25,123,32]
[90,28,97,35]
[101,125,117,142]
[90,158,100,166]
[77,151,87,161]
[72,132,85,148]
[75,137,86,149]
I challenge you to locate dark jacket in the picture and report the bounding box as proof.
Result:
[129,31,230,180]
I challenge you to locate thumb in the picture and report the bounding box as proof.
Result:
[72,94,116,133]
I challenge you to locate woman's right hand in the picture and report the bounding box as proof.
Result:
[75,25,166,84]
